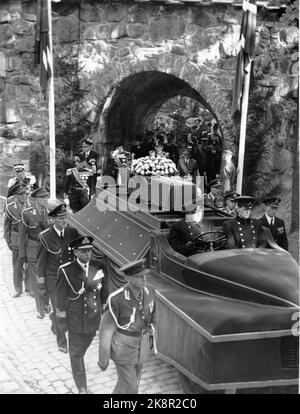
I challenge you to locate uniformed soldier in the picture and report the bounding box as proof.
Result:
[81,138,99,197]
[98,259,156,394]
[19,187,51,318]
[37,203,80,352]
[7,161,36,197]
[222,196,266,249]
[220,191,240,216]
[259,197,288,251]
[63,155,92,213]
[168,203,214,256]
[56,236,105,394]
[4,183,31,297]
[204,179,224,209]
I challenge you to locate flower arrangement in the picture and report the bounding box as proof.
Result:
[131,156,178,176]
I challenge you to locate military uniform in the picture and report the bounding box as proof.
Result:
[223,217,266,249]
[19,200,50,317]
[168,218,213,256]
[81,148,99,197]
[56,236,104,392]
[64,167,92,213]
[37,212,80,348]
[7,175,36,197]
[4,188,31,295]
[204,179,224,209]
[98,259,156,394]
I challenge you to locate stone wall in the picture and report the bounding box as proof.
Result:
[0,0,298,228]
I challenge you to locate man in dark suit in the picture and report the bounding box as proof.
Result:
[168,203,213,256]
[98,259,156,394]
[37,203,80,352]
[222,196,266,249]
[81,138,99,198]
[259,197,288,251]
[19,187,51,318]
[177,147,199,184]
[4,183,31,297]
[56,236,105,394]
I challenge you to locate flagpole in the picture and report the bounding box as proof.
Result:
[236,63,251,195]
[47,0,56,201]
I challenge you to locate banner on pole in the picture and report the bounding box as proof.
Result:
[36,0,52,99]
[232,0,257,119]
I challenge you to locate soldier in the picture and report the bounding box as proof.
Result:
[168,203,214,256]
[7,161,36,197]
[81,138,99,198]
[177,147,199,184]
[37,203,80,353]
[4,183,31,297]
[98,259,156,394]
[56,236,105,394]
[204,179,224,209]
[222,196,266,249]
[63,155,91,213]
[260,197,288,251]
[220,191,240,216]
[19,187,51,318]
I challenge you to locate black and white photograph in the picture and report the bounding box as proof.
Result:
[0,0,299,397]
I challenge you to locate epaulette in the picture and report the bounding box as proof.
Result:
[66,168,75,176]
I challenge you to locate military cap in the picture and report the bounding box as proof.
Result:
[83,138,93,146]
[262,197,281,207]
[208,179,222,189]
[48,203,67,218]
[236,196,256,208]
[9,183,27,196]
[31,187,49,198]
[119,259,150,278]
[13,162,25,172]
[224,191,240,201]
[69,236,94,250]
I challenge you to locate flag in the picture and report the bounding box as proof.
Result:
[36,0,52,99]
[232,0,257,118]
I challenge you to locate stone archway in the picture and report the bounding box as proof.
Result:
[91,56,237,160]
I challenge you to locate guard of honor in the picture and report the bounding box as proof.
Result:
[98,259,156,394]
[56,236,105,394]
[4,183,31,297]
[19,187,51,318]
[222,196,266,249]
[37,203,80,352]
[260,197,288,251]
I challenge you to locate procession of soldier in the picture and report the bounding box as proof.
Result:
[3,125,288,394]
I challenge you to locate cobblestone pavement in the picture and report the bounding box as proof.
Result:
[0,229,184,395]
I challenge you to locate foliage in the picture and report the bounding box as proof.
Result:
[279,0,299,25]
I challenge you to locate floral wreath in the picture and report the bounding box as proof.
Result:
[131,156,178,176]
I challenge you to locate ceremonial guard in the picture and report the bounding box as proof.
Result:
[81,138,99,197]
[222,196,266,249]
[220,191,240,216]
[98,259,156,394]
[64,155,92,213]
[7,161,36,197]
[37,203,80,352]
[56,236,105,394]
[204,179,224,209]
[168,204,213,256]
[260,197,288,251]
[176,147,199,184]
[4,183,31,297]
[19,187,51,318]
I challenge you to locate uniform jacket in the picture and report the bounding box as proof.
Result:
[4,199,31,249]
[204,193,224,209]
[56,260,105,334]
[222,216,266,249]
[19,206,50,261]
[168,218,213,256]
[220,206,236,217]
[82,150,99,196]
[177,157,199,182]
[64,168,92,194]
[259,214,288,251]
[7,175,36,197]
[36,225,80,291]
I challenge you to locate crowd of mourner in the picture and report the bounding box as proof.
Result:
[3,124,289,394]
